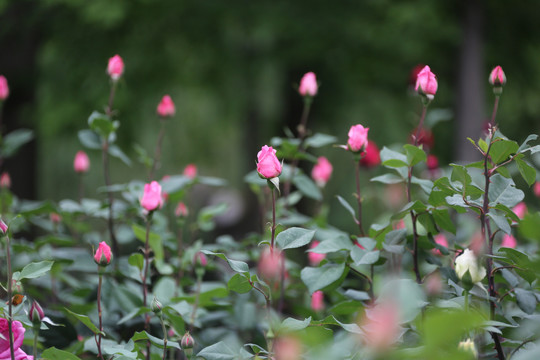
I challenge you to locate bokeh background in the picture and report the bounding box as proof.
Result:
[1,0,540,234]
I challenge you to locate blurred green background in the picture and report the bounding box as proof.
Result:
[1,0,540,234]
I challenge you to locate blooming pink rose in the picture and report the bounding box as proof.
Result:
[512,202,527,220]
[0,75,9,101]
[298,72,318,96]
[94,241,112,266]
[73,151,90,173]
[308,241,326,266]
[359,141,380,168]
[0,318,34,360]
[347,124,369,152]
[157,95,176,117]
[311,290,324,312]
[534,182,540,198]
[258,247,284,282]
[432,234,448,256]
[360,302,401,352]
[489,66,506,86]
[183,164,197,179]
[141,181,163,211]
[175,202,188,217]
[107,54,124,81]
[257,145,282,179]
[415,65,438,97]
[311,157,332,187]
[501,234,517,249]
[0,172,11,189]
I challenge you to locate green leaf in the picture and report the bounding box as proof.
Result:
[41,347,83,360]
[130,331,181,349]
[65,308,104,335]
[197,203,229,232]
[277,317,312,334]
[336,195,357,224]
[380,146,407,164]
[371,173,404,184]
[132,224,164,262]
[88,111,118,138]
[403,144,427,166]
[411,176,434,194]
[301,263,346,294]
[520,212,540,241]
[309,235,352,254]
[515,289,537,314]
[431,209,456,234]
[108,144,132,166]
[488,174,524,208]
[293,174,322,200]
[350,247,379,265]
[227,273,252,294]
[516,158,536,186]
[304,133,337,148]
[490,138,518,164]
[78,129,102,149]
[197,342,237,360]
[382,159,408,168]
[13,260,54,281]
[128,253,144,270]
[201,250,249,274]
[487,212,511,235]
[276,227,316,250]
[517,134,538,153]
[1,129,34,158]
[450,164,471,187]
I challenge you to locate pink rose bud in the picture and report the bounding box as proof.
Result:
[298,72,318,97]
[359,141,380,168]
[311,290,324,312]
[426,154,439,170]
[347,124,369,152]
[274,337,302,360]
[489,66,506,87]
[73,151,90,173]
[50,213,62,224]
[425,272,443,295]
[194,251,208,267]
[501,234,517,249]
[258,247,285,282]
[107,54,124,81]
[0,172,11,189]
[256,145,282,179]
[141,181,163,211]
[157,95,176,118]
[535,182,540,198]
[408,64,425,87]
[393,219,406,230]
[29,300,45,325]
[94,241,112,266]
[431,234,448,256]
[183,164,197,179]
[181,332,195,357]
[308,241,326,266]
[360,302,401,352]
[512,202,527,220]
[410,127,435,150]
[415,65,438,98]
[311,157,333,187]
[0,218,7,234]
[0,75,9,101]
[175,202,189,217]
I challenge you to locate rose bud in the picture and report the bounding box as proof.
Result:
[183,164,197,179]
[258,247,285,282]
[274,336,302,360]
[311,290,324,312]
[0,172,11,189]
[359,141,380,168]
[107,54,124,81]
[175,202,189,217]
[501,234,517,249]
[50,213,62,224]
[534,181,540,198]
[94,241,113,266]
[347,124,369,153]
[426,154,439,171]
[489,66,506,87]
[29,300,45,325]
[307,241,326,266]
[194,251,208,267]
[415,65,438,99]
[181,332,195,357]
[74,150,90,173]
[141,181,163,212]
[151,297,162,314]
[512,202,527,220]
[0,75,9,101]
[298,72,318,97]
[257,145,282,179]
[0,218,8,234]
[311,157,333,187]
[157,95,176,118]
[431,234,448,256]
[455,249,486,288]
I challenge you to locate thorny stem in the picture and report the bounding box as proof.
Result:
[6,234,15,360]
[408,105,427,284]
[354,160,365,236]
[149,119,167,181]
[96,272,105,360]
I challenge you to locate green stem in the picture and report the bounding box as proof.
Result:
[270,189,276,252]
[160,314,168,360]
[96,272,104,360]
[464,290,469,312]
[354,159,365,236]
[143,214,153,360]
[149,119,166,181]
[6,234,15,360]
[33,328,38,360]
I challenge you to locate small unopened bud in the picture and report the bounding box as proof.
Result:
[458,338,478,358]
[0,172,11,189]
[151,297,162,314]
[0,219,7,234]
[194,252,208,267]
[94,241,112,266]
[29,300,45,325]
[181,332,194,357]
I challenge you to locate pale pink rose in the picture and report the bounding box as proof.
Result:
[94,241,112,266]
[107,54,124,81]
[415,65,438,97]
[183,164,197,179]
[489,66,506,86]
[308,241,326,266]
[359,141,380,168]
[73,151,90,173]
[257,145,282,179]
[298,72,318,96]
[0,172,11,189]
[432,234,448,256]
[157,95,176,117]
[141,181,163,211]
[347,124,369,152]
[311,290,324,311]
[258,247,284,282]
[175,202,188,217]
[512,202,527,219]
[501,234,517,249]
[534,182,540,198]
[0,75,9,101]
[274,337,302,360]
[311,157,332,187]
[360,302,401,351]
[0,318,34,360]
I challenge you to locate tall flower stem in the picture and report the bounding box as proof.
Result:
[189,271,203,332]
[33,328,38,360]
[354,159,365,236]
[464,290,469,313]
[270,189,276,252]
[408,104,428,284]
[283,98,312,201]
[142,212,154,360]
[149,119,166,181]
[5,233,15,360]
[160,314,168,360]
[95,270,105,360]
[489,95,500,127]
[175,220,184,296]
[78,173,84,203]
